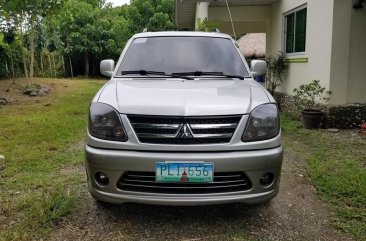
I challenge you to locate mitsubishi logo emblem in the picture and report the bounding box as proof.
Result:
[176,123,194,139]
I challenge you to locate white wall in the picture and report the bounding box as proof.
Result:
[347,6,366,103]
[329,0,353,105]
[270,0,335,103]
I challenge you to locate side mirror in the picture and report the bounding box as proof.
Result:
[100,59,115,77]
[251,60,267,77]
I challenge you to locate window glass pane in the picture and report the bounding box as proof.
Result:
[118,37,249,77]
[295,8,307,52]
[285,13,295,53]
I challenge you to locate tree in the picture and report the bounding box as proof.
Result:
[128,0,175,32]
[1,24,16,82]
[97,7,131,60]
[147,12,175,31]
[2,0,65,83]
[52,1,122,76]
[0,0,177,79]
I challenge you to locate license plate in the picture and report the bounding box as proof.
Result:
[156,162,213,183]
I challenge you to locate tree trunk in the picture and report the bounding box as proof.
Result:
[52,53,56,77]
[10,52,15,83]
[92,56,95,76]
[5,60,10,81]
[5,60,9,73]
[19,26,29,85]
[48,53,52,77]
[29,27,35,83]
[62,55,66,74]
[69,57,74,79]
[84,52,89,78]
[40,51,44,78]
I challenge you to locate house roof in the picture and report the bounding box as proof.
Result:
[175,0,279,29]
[237,33,266,57]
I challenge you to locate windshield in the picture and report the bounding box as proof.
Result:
[117,36,249,77]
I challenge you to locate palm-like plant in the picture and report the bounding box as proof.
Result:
[265,52,288,95]
[195,18,220,32]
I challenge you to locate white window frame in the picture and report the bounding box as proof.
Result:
[283,4,307,56]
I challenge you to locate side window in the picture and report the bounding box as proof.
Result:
[284,6,307,54]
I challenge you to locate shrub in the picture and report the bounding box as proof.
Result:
[265,52,288,95]
[293,80,332,110]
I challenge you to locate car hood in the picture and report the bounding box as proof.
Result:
[97,78,271,116]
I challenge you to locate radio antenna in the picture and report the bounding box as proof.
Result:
[225,0,237,40]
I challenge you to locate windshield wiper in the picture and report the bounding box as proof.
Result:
[121,70,193,80]
[171,71,245,80]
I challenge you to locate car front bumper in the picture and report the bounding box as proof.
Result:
[85,145,283,205]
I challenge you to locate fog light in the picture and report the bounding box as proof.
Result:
[95,172,109,185]
[260,173,274,186]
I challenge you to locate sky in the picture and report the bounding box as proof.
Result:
[107,0,130,7]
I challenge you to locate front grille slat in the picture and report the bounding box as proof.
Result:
[138,133,177,139]
[121,183,249,189]
[128,174,155,178]
[214,175,242,179]
[123,178,156,183]
[128,115,241,145]
[190,123,238,129]
[124,179,248,185]
[117,171,252,194]
[191,133,233,138]
[124,175,248,184]
[133,123,180,129]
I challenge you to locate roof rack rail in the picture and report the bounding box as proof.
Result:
[143,28,148,32]
[214,28,220,33]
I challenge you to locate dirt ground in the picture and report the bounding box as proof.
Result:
[0,78,75,109]
[49,148,353,241]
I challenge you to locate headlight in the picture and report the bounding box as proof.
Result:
[242,103,279,142]
[88,102,128,141]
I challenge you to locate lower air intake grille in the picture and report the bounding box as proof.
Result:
[117,171,252,194]
[128,115,241,145]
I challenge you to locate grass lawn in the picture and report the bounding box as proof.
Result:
[281,115,366,240]
[0,78,104,240]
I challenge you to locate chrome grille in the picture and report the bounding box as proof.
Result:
[128,115,241,144]
[117,171,252,194]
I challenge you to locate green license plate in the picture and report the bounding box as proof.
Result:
[156,162,213,183]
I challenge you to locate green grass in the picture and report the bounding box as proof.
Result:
[281,114,366,240]
[0,78,103,240]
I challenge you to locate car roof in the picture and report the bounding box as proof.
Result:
[132,31,232,39]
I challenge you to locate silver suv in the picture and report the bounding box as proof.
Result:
[85,31,283,205]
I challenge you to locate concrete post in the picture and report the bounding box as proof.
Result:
[329,0,352,104]
[195,2,209,30]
